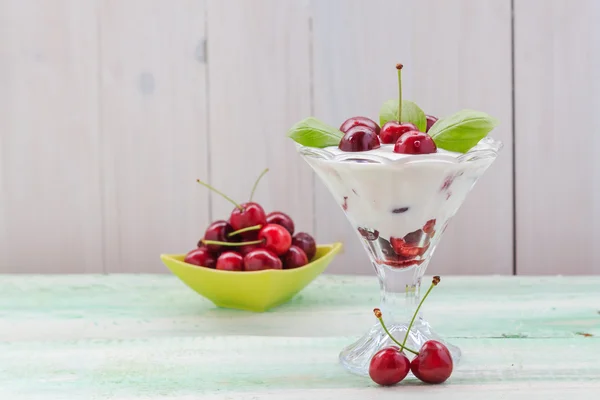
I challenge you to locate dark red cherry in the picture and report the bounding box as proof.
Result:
[410,340,453,384]
[202,220,234,252]
[258,224,292,255]
[292,232,316,260]
[216,251,244,271]
[282,245,308,269]
[339,116,380,135]
[184,247,216,268]
[369,347,410,386]
[338,126,380,152]
[380,122,418,144]
[393,131,437,154]
[229,202,267,231]
[426,115,438,132]
[266,211,295,235]
[244,249,282,271]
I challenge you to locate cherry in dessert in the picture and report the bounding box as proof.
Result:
[184,247,216,268]
[380,121,418,144]
[258,224,292,255]
[338,126,381,152]
[358,227,379,241]
[369,347,410,386]
[244,248,283,271]
[342,196,348,211]
[390,227,430,258]
[340,116,381,135]
[202,220,234,252]
[266,211,295,235]
[394,131,437,154]
[292,232,316,260]
[423,219,436,235]
[282,245,308,269]
[216,251,244,271]
[410,340,453,384]
[426,115,438,132]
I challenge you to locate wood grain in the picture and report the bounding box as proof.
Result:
[311,0,513,275]
[205,0,315,235]
[0,0,103,273]
[514,0,600,274]
[0,275,598,399]
[99,0,210,272]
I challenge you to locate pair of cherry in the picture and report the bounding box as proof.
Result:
[369,277,453,386]
[338,64,438,154]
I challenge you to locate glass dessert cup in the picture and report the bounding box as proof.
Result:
[297,138,502,376]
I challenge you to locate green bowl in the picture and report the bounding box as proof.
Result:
[160,242,342,312]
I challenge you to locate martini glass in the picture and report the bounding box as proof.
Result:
[297,137,502,376]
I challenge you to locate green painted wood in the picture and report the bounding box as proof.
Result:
[1,275,599,399]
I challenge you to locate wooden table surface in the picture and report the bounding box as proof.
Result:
[1,274,599,399]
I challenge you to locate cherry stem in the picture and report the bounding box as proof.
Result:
[396,63,403,123]
[202,239,264,247]
[197,179,243,211]
[249,168,269,202]
[228,224,262,237]
[401,276,441,350]
[373,309,418,355]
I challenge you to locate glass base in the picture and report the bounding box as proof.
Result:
[339,319,461,376]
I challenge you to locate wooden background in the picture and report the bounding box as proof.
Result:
[0,0,597,275]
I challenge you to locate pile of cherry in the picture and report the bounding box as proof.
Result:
[338,114,438,154]
[184,169,316,272]
[369,276,454,386]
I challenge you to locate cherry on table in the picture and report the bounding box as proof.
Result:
[292,232,316,260]
[282,245,308,269]
[266,211,295,235]
[258,224,292,255]
[216,252,244,271]
[394,131,437,154]
[369,347,410,386]
[338,126,380,152]
[380,121,418,144]
[202,220,234,252]
[339,116,381,135]
[230,202,267,231]
[184,247,216,269]
[244,249,283,271]
[426,115,438,132]
[410,340,453,384]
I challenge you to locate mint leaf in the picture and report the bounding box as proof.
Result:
[379,100,427,131]
[287,117,344,148]
[428,110,499,153]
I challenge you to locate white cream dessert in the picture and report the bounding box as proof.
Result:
[301,140,498,268]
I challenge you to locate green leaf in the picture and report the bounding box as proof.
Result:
[379,99,427,131]
[428,109,499,153]
[287,117,344,148]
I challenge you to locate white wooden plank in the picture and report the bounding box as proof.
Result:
[0,0,103,273]
[311,0,513,275]
[99,0,210,272]
[205,0,314,237]
[515,0,600,275]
